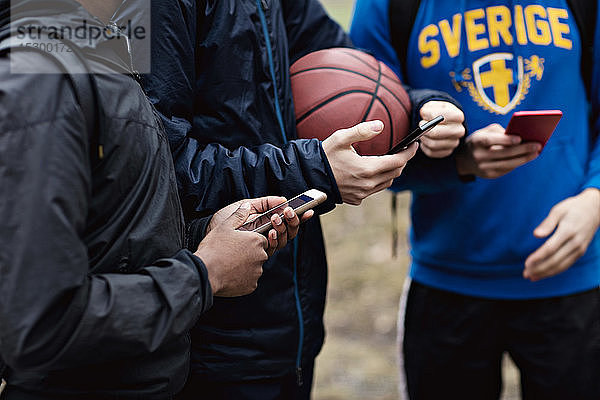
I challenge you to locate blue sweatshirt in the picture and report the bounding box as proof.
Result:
[351,0,600,299]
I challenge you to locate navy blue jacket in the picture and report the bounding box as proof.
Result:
[142,0,352,381]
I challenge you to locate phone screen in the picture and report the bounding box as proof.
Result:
[238,195,313,232]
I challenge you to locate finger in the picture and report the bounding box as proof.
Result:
[225,202,252,228]
[369,178,397,196]
[267,229,278,257]
[249,196,286,213]
[525,223,575,270]
[363,142,419,174]
[420,137,461,152]
[300,209,314,223]
[471,128,518,147]
[420,101,465,123]
[526,247,581,281]
[420,123,466,140]
[259,233,269,251]
[359,163,409,194]
[264,196,287,209]
[524,234,580,281]
[330,120,384,148]
[283,207,300,228]
[271,213,287,236]
[533,205,565,238]
[478,151,540,175]
[486,143,541,161]
[420,146,455,159]
[283,207,300,240]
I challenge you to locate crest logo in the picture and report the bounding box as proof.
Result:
[450,53,544,115]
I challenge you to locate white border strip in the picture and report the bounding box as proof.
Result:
[397,277,412,400]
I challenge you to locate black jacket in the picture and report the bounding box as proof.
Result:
[142,0,457,382]
[142,0,351,382]
[0,1,212,398]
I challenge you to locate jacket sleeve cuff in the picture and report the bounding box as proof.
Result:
[316,140,342,213]
[170,249,214,315]
[185,216,213,252]
[582,177,600,192]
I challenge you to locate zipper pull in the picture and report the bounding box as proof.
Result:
[261,0,269,10]
[296,366,303,386]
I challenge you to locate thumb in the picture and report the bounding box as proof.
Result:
[225,202,252,229]
[533,206,564,238]
[333,120,384,147]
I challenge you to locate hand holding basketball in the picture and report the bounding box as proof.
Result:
[418,101,465,158]
[322,120,419,206]
[291,48,411,156]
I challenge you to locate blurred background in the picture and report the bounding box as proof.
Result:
[314,1,520,399]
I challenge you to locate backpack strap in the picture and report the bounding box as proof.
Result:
[388,0,421,79]
[0,34,103,162]
[566,0,597,100]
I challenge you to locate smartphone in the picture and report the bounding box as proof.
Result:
[505,110,563,146]
[237,189,327,234]
[386,115,445,155]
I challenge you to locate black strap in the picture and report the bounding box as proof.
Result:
[0,34,103,163]
[388,0,421,80]
[566,0,597,100]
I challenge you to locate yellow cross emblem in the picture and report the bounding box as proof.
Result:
[480,59,514,108]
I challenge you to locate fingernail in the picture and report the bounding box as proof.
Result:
[511,136,520,144]
[285,208,294,218]
[241,202,251,210]
[370,120,384,131]
[532,143,542,151]
[274,214,282,225]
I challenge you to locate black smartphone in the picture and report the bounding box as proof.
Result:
[386,115,445,155]
[237,189,327,234]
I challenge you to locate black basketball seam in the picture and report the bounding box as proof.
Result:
[338,49,398,81]
[296,89,374,124]
[291,66,370,78]
[370,97,396,150]
[381,99,395,150]
[292,66,410,118]
[361,62,383,123]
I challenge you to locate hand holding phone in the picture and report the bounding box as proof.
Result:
[386,115,444,155]
[237,189,327,234]
[505,110,562,147]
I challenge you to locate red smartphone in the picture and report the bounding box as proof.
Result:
[505,110,563,146]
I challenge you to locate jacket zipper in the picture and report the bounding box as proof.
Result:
[256,0,304,386]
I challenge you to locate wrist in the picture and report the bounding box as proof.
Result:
[581,187,600,207]
[455,148,473,177]
[194,248,222,295]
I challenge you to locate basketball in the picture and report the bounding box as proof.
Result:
[290,48,412,156]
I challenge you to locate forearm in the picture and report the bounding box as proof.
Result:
[175,138,341,217]
[0,249,211,371]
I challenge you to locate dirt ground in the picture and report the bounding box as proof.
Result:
[313,1,521,399]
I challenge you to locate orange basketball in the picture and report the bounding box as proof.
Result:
[291,48,411,156]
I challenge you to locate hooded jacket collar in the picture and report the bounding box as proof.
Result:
[0,0,137,74]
